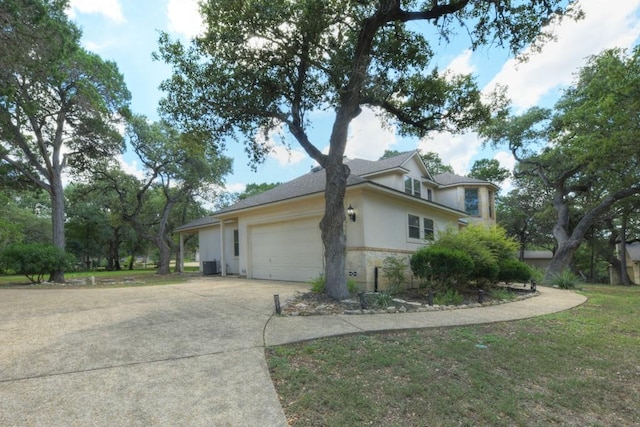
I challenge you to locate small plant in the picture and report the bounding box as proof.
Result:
[382,256,407,291]
[550,270,580,289]
[433,289,464,306]
[490,287,516,301]
[372,291,393,308]
[309,274,325,293]
[310,275,359,294]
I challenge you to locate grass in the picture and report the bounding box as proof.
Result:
[0,267,200,288]
[266,284,640,426]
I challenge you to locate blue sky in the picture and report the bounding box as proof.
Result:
[66,0,640,195]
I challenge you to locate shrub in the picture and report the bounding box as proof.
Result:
[432,226,504,286]
[498,259,533,283]
[550,270,580,289]
[0,243,72,283]
[410,246,474,290]
[382,256,407,291]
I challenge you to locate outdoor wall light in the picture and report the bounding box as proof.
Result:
[347,204,356,222]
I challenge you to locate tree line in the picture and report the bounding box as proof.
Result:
[2,0,638,290]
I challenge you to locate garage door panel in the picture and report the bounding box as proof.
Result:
[250,218,323,282]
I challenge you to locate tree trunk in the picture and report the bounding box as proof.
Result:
[155,236,172,275]
[320,160,351,300]
[544,238,580,283]
[49,173,66,282]
[620,211,630,285]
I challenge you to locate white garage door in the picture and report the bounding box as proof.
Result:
[250,217,323,282]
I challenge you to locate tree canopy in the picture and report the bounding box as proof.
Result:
[157,0,580,299]
[484,47,640,282]
[0,0,131,281]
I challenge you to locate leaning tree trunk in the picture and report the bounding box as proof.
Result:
[320,160,351,301]
[544,238,580,283]
[155,236,172,275]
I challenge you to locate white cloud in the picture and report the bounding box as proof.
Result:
[493,150,517,193]
[117,155,146,181]
[345,108,397,160]
[418,131,481,175]
[269,145,307,166]
[445,49,476,76]
[66,0,125,23]
[485,0,640,110]
[225,182,247,193]
[166,0,205,39]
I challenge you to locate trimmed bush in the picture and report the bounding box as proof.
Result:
[410,246,474,290]
[0,243,72,283]
[498,259,533,283]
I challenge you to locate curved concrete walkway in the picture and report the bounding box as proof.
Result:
[0,279,586,426]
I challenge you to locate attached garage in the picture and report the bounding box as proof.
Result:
[249,217,323,282]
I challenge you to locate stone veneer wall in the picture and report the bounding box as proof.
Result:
[346,247,418,292]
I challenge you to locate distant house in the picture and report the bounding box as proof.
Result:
[614,241,640,284]
[522,250,554,270]
[175,151,497,290]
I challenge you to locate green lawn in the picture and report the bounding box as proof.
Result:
[0,267,200,288]
[267,284,640,426]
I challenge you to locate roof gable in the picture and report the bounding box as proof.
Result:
[215,151,422,215]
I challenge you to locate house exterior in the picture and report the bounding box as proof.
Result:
[175,151,498,290]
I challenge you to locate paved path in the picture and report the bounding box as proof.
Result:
[0,279,586,426]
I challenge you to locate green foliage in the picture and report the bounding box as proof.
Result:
[347,278,358,294]
[434,225,517,286]
[372,291,394,309]
[0,243,73,283]
[433,289,464,306]
[497,259,533,283]
[238,183,281,200]
[382,256,407,291]
[410,246,474,291]
[468,158,511,185]
[549,270,581,289]
[310,275,358,294]
[309,275,325,293]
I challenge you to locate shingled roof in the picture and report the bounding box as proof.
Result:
[214,151,417,215]
[433,172,493,187]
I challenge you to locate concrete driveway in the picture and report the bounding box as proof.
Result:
[0,278,308,426]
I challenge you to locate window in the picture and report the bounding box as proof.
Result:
[233,229,239,257]
[426,188,433,201]
[423,218,434,240]
[408,214,420,239]
[404,176,421,197]
[464,188,479,216]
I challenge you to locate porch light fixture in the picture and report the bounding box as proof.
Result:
[347,204,356,222]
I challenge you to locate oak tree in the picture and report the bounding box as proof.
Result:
[157,0,579,299]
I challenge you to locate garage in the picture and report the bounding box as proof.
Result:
[249,217,323,282]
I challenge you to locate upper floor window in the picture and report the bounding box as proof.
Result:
[464,188,479,216]
[404,176,421,197]
[426,188,433,201]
